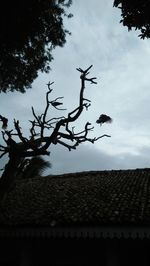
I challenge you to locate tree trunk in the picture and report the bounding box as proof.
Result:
[0,155,21,204]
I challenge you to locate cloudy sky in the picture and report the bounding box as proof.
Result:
[1,0,150,175]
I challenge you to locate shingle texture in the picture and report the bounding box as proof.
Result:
[1,168,150,226]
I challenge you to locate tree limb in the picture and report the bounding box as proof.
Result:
[41,66,97,151]
[14,119,28,144]
[0,150,8,159]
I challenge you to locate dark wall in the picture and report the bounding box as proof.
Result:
[0,238,150,266]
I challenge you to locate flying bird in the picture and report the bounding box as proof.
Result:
[96,114,112,126]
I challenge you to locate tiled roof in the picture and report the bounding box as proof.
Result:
[1,168,150,228]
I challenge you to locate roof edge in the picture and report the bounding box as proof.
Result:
[0,225,150,239]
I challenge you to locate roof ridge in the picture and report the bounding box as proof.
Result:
[44,167,150,178]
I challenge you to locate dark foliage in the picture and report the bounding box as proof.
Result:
[113,0,150,39]
[0,0,72,93]
[0,115,8,129]
[17,156,51,179]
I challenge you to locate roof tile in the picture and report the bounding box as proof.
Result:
[1,168,150,226]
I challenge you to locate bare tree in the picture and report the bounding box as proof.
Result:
[0,65,112,203]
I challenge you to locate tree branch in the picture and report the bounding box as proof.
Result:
[31,107,41,125]
[14,119,28,144]
[40,83,53,137]
[1,131,8,144]
[0,150,8,159]
[41,66,97,151]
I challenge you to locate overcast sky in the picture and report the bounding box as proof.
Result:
[1,1,150,175]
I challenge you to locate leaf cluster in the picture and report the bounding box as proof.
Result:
[17,156,51,179]
[0,0,72,93]
[114,0,150,39]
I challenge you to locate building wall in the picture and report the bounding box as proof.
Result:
[0,238,150,266]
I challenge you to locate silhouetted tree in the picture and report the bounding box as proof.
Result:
[113,0,150,39]
[0,0,72,93]
[0,65,112,204]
